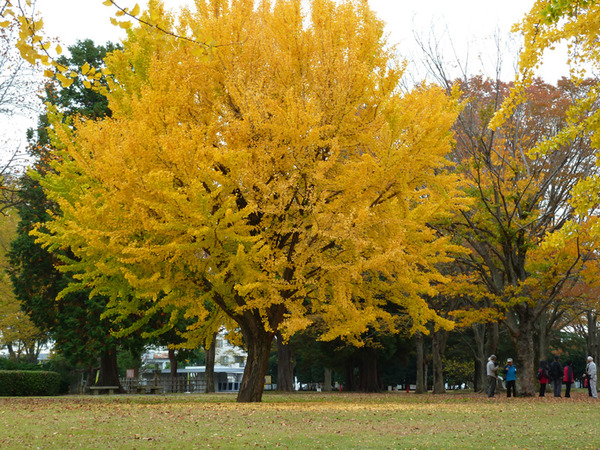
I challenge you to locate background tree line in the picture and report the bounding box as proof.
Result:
[0,0,599,402]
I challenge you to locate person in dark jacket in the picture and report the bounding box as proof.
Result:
[538,360,550,397]
[563,360,574,398]
[550,355,563,397]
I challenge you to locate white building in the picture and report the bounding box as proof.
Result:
[132,330,249,393]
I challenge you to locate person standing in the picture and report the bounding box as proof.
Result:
[550,355,563,397]
[537,360,550,397]
[504,358,517,397]
[563,360,574,398]
[487,355,498,398]
[586,356,598,399]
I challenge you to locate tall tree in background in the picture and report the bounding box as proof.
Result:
[491,0,600,393]
[417,26,600,394]
[8,39,127,389]
[441,76,598,396]
[33,0,468,402]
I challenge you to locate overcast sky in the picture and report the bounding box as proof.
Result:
[38,1,532,48]
[3,0,569,162]
[33,0,572,87]
[36,0,540,76]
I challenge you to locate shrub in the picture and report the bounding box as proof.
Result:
[0,370,61,396]
[0,357,74,394]
[0,358,41,371]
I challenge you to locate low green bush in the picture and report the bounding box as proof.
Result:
[0,370,61,396]
[0,357,73,394]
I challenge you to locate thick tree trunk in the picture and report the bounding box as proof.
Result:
[586,311,599,363]
[205,332,217,393]
[486,322,499,358]
[432,329,448,394]
[96,348,122,390]
[323,368,332,391]
[359,347,380,392]
[504,302,538,397]
[472,323,486,393]
[237,322,274,402]
[514,325,536,397]
[415,332,425,394]
[276,333,294,392]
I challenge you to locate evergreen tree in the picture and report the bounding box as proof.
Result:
[9,39,126,389]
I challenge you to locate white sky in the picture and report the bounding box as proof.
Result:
[2,0,570,162]
[35,0,564,78]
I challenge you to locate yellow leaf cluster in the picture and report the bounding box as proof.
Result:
[505,1,600,253]
[0,210,46,350]
[1,0,141,86]
[34,0,468,346]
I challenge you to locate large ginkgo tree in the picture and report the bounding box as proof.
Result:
[34,0,468,402]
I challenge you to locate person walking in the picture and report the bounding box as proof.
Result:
[487,355,498,398]
[537,360,550,397]
[550,355,563,397]
[563,360,574,398]
[586,356,598,399]
[504,358,517,397]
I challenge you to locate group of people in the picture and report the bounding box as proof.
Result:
[537,355,597,399]
[486,354,598,398]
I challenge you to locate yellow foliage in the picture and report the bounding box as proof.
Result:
[505,1,600,264]
[0,210,46,350]
[34,0,468,346]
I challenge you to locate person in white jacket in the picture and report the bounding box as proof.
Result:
[486,355,498,398]
[586,356,597,399]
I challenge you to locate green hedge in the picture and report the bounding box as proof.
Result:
[0,370,61,396]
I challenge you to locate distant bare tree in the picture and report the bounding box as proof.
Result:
[0,19,42,210]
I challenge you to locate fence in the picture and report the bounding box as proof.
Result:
[120,368,244,394]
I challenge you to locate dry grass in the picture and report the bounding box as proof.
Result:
[1,390,599,448]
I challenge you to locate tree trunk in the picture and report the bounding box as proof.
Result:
[537,313,548,362]
[237,322,274,402]
[205,332,217,393]
[168,347,178,393]
[323,368,332,391]
[504,301,538,397]
[415,332,425,394]
[513,324,536,397]
[84,366,95,392]
[486,322,499,358]
[586,311,599,363]
[276,333,294,392]
[359,347,380,392]
[472,323,486,393]
[432,329,448,394]
[96,348,122,390]
[6,342,16,360]
[344,358,357,391]
[424,357,430,392]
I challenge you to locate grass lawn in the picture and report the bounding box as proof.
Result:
[1,390,599,448]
